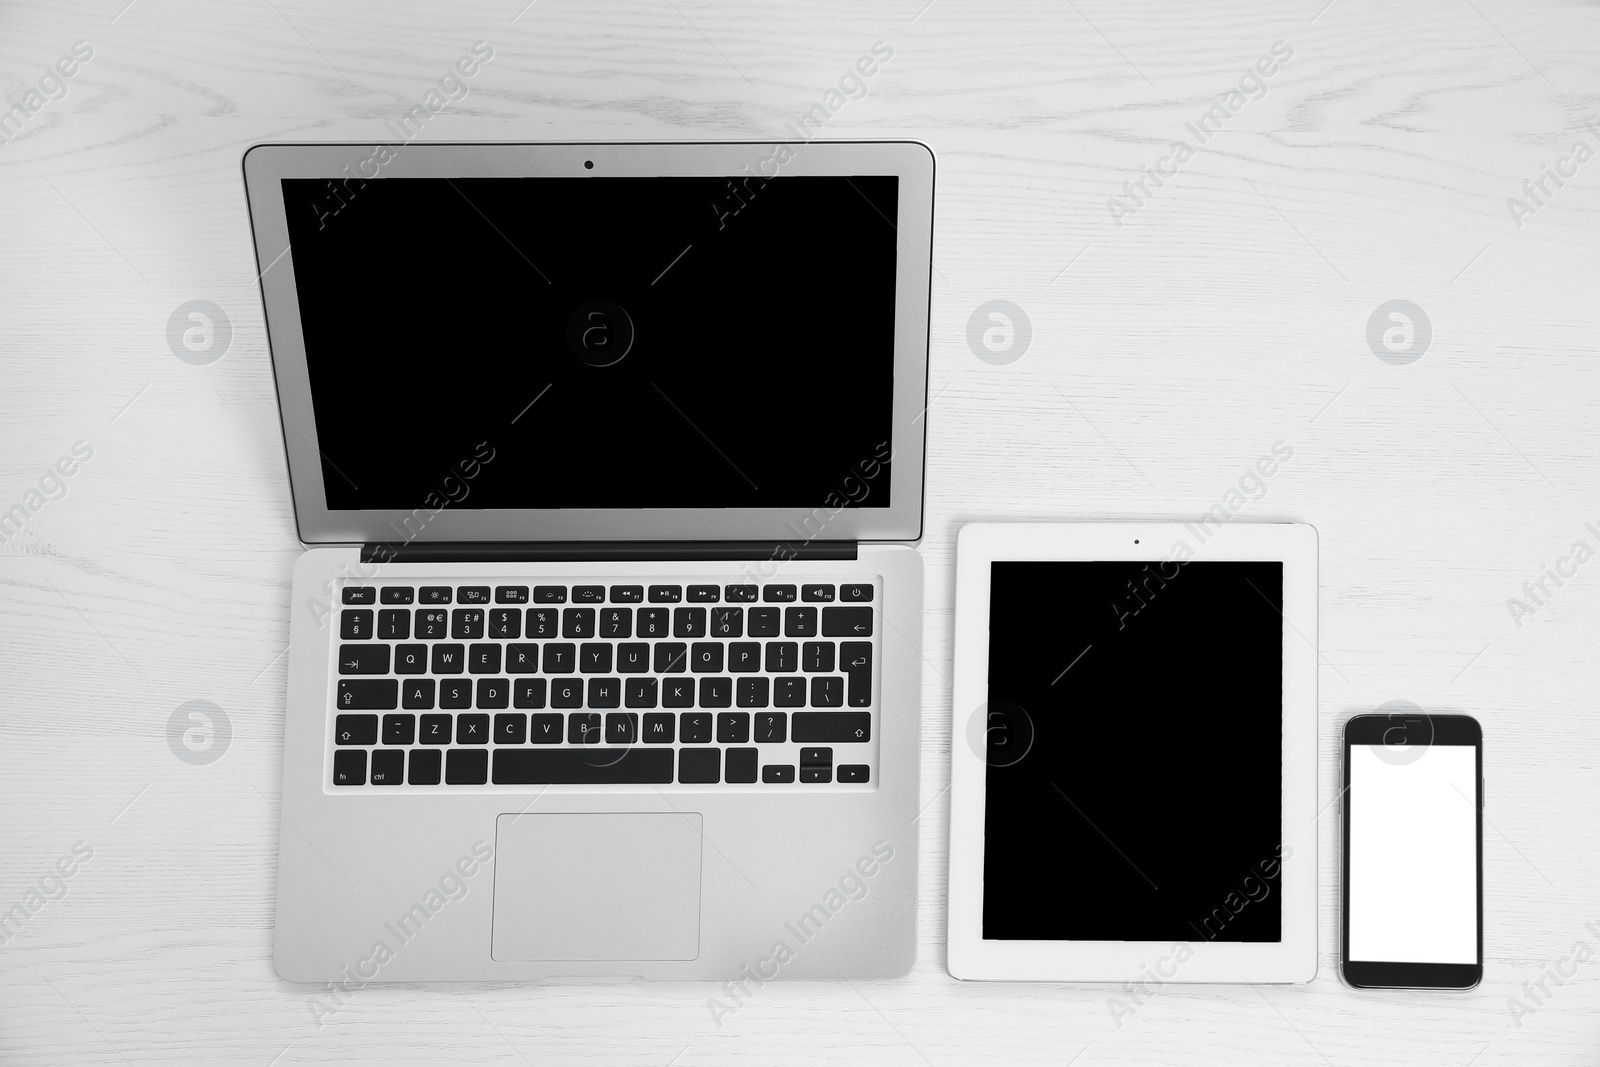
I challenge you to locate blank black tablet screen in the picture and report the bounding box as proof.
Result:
[279,175,899,512]
[982,560,1283,942]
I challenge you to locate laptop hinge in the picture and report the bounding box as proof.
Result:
[360,540,859,564]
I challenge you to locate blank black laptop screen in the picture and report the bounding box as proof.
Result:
[982,560,1284,943]
[279,175,900,511]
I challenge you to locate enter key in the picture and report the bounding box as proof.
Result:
[840,641,872,707]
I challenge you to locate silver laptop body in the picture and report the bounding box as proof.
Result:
[243,141,933,982]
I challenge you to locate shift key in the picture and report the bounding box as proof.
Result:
[336,679,398,710]
[792,711,871,743]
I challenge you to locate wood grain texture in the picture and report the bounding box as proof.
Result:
[2,0,1598,1061]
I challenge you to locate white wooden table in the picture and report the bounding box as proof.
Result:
[3,0,1598,1062]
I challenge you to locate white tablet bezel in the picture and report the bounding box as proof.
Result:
[947,522,1318,983]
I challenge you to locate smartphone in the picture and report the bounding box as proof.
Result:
[1341,712,1483,989]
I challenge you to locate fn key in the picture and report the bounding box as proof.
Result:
[332,750,365,786]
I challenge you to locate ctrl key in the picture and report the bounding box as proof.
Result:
[332,749,366,786]
[370,749,405,785]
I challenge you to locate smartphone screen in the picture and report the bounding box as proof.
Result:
[1342,713,1482,988]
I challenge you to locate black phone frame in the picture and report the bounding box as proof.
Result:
[1341,712,1483,990]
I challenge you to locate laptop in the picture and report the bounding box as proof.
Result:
[242,141,933,982]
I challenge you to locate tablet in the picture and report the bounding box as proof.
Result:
[947,522,1317,983]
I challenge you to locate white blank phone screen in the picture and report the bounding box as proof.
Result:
[1348,743,1478,964]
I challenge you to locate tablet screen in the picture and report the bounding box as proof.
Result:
[983,560,1284,943]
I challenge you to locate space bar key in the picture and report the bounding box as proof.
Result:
[492,749,674,784]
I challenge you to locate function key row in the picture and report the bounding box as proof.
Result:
[340,605,874,643]
[342,583,875,607]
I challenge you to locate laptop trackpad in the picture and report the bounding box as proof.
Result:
[491,812,702,962]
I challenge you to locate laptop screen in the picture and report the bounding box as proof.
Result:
[279,175,900,513]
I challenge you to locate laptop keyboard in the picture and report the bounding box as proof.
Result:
[326,578,879,791]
